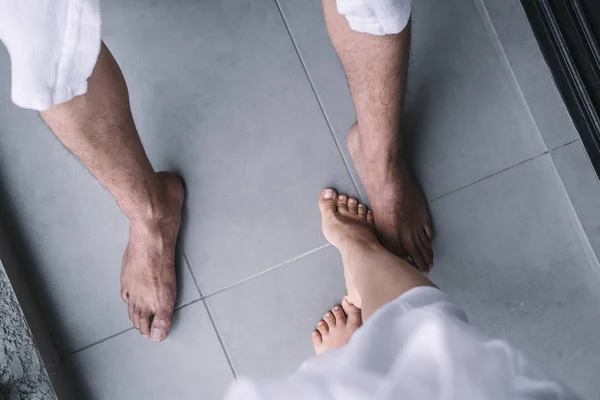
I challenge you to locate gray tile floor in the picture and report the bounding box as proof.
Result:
[1,0,599,398]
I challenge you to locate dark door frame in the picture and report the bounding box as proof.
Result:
[521,0,600,176]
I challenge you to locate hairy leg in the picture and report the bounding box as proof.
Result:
[323,0,433,272]
[41,42,183,341]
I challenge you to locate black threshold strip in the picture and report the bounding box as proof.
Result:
[520,0,600,176]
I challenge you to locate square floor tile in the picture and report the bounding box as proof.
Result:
[206,245,346,378]
[278,0,545,201]
[428,155,600,399]
[67,302,234,400]
[479,0,577,150]
[100,0,358,295]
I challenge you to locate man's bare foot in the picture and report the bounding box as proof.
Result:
[319,188,378,307]
[312,296,362,356]
[347,123,434,272]
[120,172,184,341]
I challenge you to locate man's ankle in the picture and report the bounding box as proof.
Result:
[347,124,402,169]
[121,181,171,223]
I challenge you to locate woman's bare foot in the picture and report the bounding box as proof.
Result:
[319,188,378,307]
[347,123,434,272]
[120,172,184,341]
[312,296,362,356]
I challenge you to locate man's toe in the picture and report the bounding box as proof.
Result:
[418,234,434,268]
[424,224,433,241]
[150,309,173,342]
[132,307,142,331]
[139,311,152,337]
[406,239,428,272]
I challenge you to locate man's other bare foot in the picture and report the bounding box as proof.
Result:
[319,189,378,307]
[120,172,184,341]
[347,123,433,272]
[312,296,362,356]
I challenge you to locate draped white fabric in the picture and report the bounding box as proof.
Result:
[224,287,577,400]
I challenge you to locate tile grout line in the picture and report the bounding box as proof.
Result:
[429,139,578,204]
[272,0,364,203]
[201,300,238,379]
[473,0,548,151]
[429,152,546,203]
[64,327,134,358]
[203,243,332,300]
[179,243,238,379]
[175,297,204,311]
[179,242,205,298]
[549,138,579,153]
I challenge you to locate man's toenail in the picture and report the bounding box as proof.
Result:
[325,312,331,318]
[150,329,166,342]
[349,198,356,204]
[324,189,333,199]
[333,306,340,311]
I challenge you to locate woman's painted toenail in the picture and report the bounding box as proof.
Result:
[324,189,333,199]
